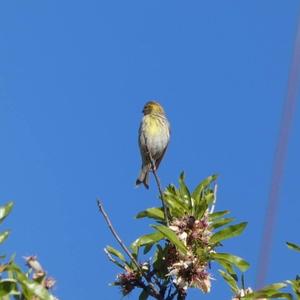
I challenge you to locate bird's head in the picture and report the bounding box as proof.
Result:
[142,101,165,115]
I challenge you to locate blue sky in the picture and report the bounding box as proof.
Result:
[0,1,299,299]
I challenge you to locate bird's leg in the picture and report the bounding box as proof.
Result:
[150,161,157,172]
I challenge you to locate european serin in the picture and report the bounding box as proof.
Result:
[136,101,170,189]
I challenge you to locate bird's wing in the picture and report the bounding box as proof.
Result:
[155,118,170,170]
[155,142,169,170]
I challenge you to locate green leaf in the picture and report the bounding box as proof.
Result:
[258,283,287,292]
[105,257,125,269]
[105,246,125,262]
[274,293,293,300]
[136,207,164,221]
[19,278,56,300]
[131,232,164,251]
[209,210,230,220]
[243,292,292,300]
[8,263,56,300]
[139,289,149,300]
[0,231,10,245]
[204,191,214,206]
[214,259,237,279]
[0,279,18,297]
[219,270,239,294]
[210,218,235,229]
[179,172,192,210]
[143,243,153,255]
[152,225,187,255]
[192,175,217,219]
[194,197,209,220]
[211,253,250,272]
[210,222,247,244]
[0,202,13,224]
[287,277,300,296]
[242,283,291,299]
[267,293,292,300]
[104,249,125,269]
[164,187,189,217]
[286,242,300,253]
[192,175,217,202]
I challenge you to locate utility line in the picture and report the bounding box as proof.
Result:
[256,12,300,288]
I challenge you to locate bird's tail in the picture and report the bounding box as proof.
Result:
[136,164,150,189]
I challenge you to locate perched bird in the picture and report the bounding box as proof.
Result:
[136,101,170,189]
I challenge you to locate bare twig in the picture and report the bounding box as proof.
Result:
[97,199,162,299]
[97,199,142,272]
[143,133,170,226]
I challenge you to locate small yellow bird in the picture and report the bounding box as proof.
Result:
[136,101,170,189]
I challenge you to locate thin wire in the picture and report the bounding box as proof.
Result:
[256,12,300,288]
